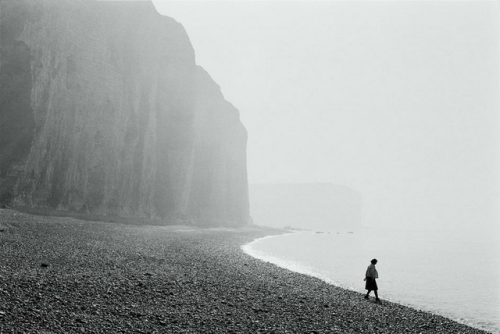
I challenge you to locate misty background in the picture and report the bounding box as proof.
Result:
[152,1,499,232]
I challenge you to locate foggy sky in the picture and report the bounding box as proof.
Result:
[152,1,499,231]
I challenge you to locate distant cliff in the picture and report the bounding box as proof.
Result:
[0,0,250,225]
[249,184,362,230]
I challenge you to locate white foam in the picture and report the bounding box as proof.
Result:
[241,233,339,287]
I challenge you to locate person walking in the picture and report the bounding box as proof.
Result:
[364,258,381,303]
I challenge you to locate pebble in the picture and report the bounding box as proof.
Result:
[0,208,490,333]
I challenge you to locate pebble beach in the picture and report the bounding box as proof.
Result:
[0,209,490,333]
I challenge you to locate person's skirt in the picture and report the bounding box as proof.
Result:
[365,277,378,291]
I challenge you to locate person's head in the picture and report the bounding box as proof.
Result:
[371,259,378,264]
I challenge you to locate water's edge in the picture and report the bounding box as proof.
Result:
[241,233,494,333]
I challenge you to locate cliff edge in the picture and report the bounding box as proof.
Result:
[0,0,250,225]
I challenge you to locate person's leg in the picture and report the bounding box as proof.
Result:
[365,290,371,298]
[374,290,379,300]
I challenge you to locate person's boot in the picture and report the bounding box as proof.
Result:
[364,295,369,299]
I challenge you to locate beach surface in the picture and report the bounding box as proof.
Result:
[0,209,489,333]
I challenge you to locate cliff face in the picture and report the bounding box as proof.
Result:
[0,0,250,225]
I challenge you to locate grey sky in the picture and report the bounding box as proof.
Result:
[152,1,499,231]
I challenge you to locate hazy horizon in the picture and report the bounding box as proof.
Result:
[152,1,499,232]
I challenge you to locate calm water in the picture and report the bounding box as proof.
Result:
[242,228,500,333]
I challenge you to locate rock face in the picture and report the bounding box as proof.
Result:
[0,0,250,225]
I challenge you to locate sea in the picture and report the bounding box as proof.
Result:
[242,227,500,333]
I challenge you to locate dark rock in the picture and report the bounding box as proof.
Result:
[0,0,250,226]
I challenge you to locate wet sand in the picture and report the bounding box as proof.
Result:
[0,209,489,333]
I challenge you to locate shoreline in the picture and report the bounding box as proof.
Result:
[242,232,497,333]
[0,208,491,333]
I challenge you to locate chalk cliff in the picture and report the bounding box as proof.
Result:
[0,0,250,225]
